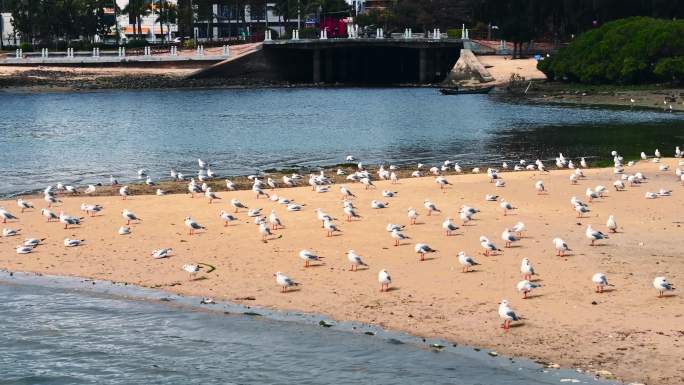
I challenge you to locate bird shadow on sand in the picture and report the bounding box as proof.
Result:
[383,286,400,292]
[524,293,544,299]
[283,287,302,293]
[420,257,437,262]
[304,263,326,268]
[190,276,208,282]
[658,293,677,299]
[598,288,616,293]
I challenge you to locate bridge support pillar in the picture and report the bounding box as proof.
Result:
[325,49,334,83]
[313,49,321,83]
[419,48,427,84]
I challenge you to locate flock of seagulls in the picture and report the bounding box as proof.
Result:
[2,151,681,332]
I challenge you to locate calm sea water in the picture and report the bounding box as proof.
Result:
[0,274,618,385]
[0,88,683,196]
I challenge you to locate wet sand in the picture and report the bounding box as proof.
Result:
[1,160,683,384]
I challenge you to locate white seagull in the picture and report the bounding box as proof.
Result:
[592,273,614,293]
[347,250,368,271]
[275,271,299,292]
[458,251,479,272]
[586,225,608,246]
[185,217,206,235]
[653,276,675,297]
[498,299,521,330]
[378,269,392,292]
[299,249,323,267]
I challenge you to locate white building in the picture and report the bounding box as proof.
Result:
[115,0,178,42]
[1,12,16,46]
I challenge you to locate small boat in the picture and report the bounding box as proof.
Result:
[439,86,494,95]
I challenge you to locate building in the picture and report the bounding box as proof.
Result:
[363,0,393,12]
[193,3,291,41]
[115,0,179,42]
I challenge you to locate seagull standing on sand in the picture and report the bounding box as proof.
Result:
[258,221,273,241]
[586,188,599,202]
[606,215,618,233]
[340,186,356,199]
[480,236,501,256]
[299,249,323,267]
[59,212,83,229]
[498,300,521,330]
[231,198,248,213]
[500,200,515,216]
[391,228,410,246]
[269,210,283,230]
[17,199,33,213]
[424,199,440,216]
[119,186,130,200]
[275,272,299,292]
[458,251,479,272]
[407,207,419,224]
[575,203,591,218]
[553,238,571,256]
[535,180,545,194]
[653,276,675,297]
[371,200,388,209]
[517,280,541,299]
[520,258,535,280]
[183,263,201,279]
[592,273,614,293]
[586,225,608,246]
[185,217,206,235]
[511,222,525,237]
[41,208,58,222]
[219,210,238,226]
[323,219,341,237]
[378,269,391,292]
[435,176,451,189]
[315,209,334,227]
[414,243,437,261]
[613,180,625,191]
[344,205,361,222]
[80,203,103,217]
[347,250,368,271]
[442,218,459,236]
[0,207,18,223]
[118,226,131,235]
[205,187,221,203]
[501,228,519,248]
[122,209,141,225]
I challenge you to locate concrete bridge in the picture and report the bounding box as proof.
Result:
[190,38,464,85]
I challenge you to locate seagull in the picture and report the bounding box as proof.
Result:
[371,200,388,209]
[198,158,207,169]
[655,149,661,158]
[424,199,440,216]
[344,205,361,222]
[110,175,119,185]
[41,208,58,222]
[188,180,202,197]
[592,273,614,293]
[347,250,368,271]
[378,269,392,292]
[586,225,608,246]
[535,180,545,194]
[480,236,501,256]
[44,194,60,207]
[121,209,141,225]
[606,215,618,233]
[658,188,672,197]
[64,238,84,247]
[231,198,248,213]
[459,211,473,226]
[407,207,419,224]
[299,249,323,267]
[16,245,33,254]
[275,272,299,292]
[269,210,283,230]
[2,228,20,237]
[59,212,83,229]
[390,172,398,184]
[485,194,499,201]
[286,203,303,212]
[0,207,18,223]
[391,228,410,246]
[360,177,375,189]
[580,157,588,168]
[495,180,506,187]
[517,280,541,299]
[457,251,479,272]
[575,203,591,218]
[442,218,459,236]
[511,222,525,237]
[586,188,599,202]
[340,186,356,199]
[613,180,625,191]
[382,190,397,198]
[253,185,269,199]
[520,258,536,280]
[17,199,33,213]
[225,179,236,190]
[435,176,451,189]
[185,217,205,235]
[323,219,341,237]
[314,209,334,227]
[415,243,437,261]
[501,228,519,248]
[151,248,173,259]
[595,185,607,197]
[23,238,44,247]
[119,185,130,200]
[653,276,675,297]
[386,223,404,232]
[498,299,521,330]
[205,188,221,203]
[219,211,238,226]
[500,200,514,216]
[145,176,155,186]
[247,208,263,217]
[183,263,201,279]
[645,191,658,199]
[118,226,131,235]
[552,238,571,256]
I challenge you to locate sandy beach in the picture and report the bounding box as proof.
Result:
[1,160,683,384]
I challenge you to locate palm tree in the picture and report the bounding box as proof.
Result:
[157,0,178,41]
[123,0,152,39]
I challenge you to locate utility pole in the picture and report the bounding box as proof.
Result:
[297,0,301,31]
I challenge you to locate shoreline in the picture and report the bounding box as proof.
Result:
[1,160,682,384]
[0,269,620,384]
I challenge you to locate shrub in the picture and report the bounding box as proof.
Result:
[538,17,684,84]
[654,57,684,83]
